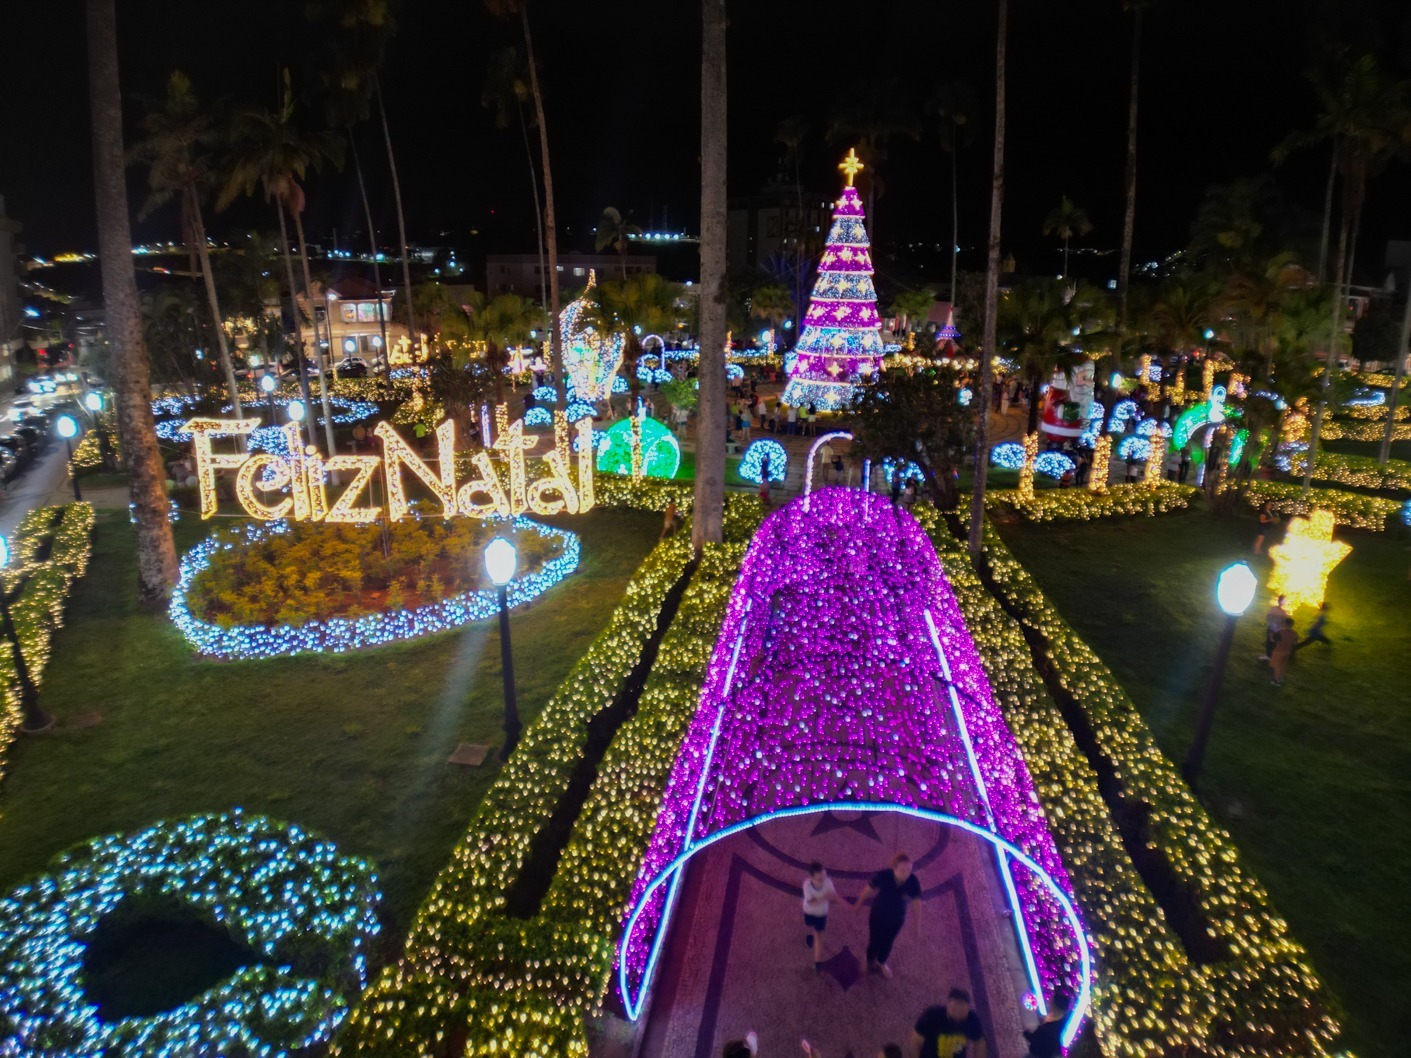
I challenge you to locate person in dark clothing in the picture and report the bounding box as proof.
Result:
[1022,991,1070,1058]
[1178,451,1191,483]
[852,852,921,978]
[1294,602,1333,651]
[913,988,985,1058]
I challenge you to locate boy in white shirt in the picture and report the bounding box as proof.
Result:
[802,861,839,970]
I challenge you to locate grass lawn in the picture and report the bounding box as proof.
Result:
[997,510,1410,1058]
[0,505,660,941]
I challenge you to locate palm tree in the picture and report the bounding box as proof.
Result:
[747,283,794,338]
[772,115,812,319]
[1117,0,1154,358]
[695,0,727,549]
[471,292,538,405]
[968,0,1007,557]
[598,273,684,360]
[928,80,978,302]
[482,46,547,312]
[998,280,1079,435]
[218,73,345,458]
[888,289,936,336]
[485,0,563,409]
[1143,273,1220,357]
[595,207,643,281]
[826,79,922,241]
[1042,195,1093,280]
[131,71,242,413]
[86,0,178,602]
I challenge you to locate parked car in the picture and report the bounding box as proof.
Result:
[0,449,19,485]
[14,424,45,455]
[334,356,369,378]
[0,435,32,474]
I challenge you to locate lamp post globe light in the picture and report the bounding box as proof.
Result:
[260,372,278,427]
[56,415,81,502]
[484,537,521,760]
[1183,561,1258,785]
[0,535,55,733]
[83,392,102,413]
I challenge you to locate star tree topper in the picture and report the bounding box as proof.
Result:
[838,147,864,186]
[1266,509,1351,610]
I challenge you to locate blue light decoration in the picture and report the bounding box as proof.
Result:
[566,400,597,422]
[532,385,558,402]
[1117,436,1151,462]
[1109,399,1139,429]
[571,429,611,454]
[1401,499,1411,527]
[222,396,377,426]
[1346,387,1386,408]
[389,366,428,380]
[725,364,745,381]
[1274,440,1309,473]
[881,457,924,487]
[1076,402,1104,449]
[1034,452,1076,479]
[1146,363,1163,383]
[524,407,553,427]
[596,417,681,479]
[0,812,380,1057]
[130,500,181,524]
[168,517,581,661]
[738,439,787,483]
[1136,418,1171,439]
[612,375,630,393]
[990,442,1025,469]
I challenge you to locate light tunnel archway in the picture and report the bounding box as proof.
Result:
[618,802,1093,1047]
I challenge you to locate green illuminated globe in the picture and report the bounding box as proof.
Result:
[597,416,681,479]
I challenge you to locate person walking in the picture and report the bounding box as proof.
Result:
[806,403,818,437]
[1269,616,1297,685]
[1260,595,1290,662]
[1021,991,1070,1058]
[1254,502,1277,554]
[1294,602,1333,651]
[852,852,921,979]
[786,403,798,435]
[817,441,834,488]
[759,454,773,509]
[913,988,986,1058]
[801,861,838,970]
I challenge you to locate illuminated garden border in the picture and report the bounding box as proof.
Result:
[169,516,580,660]
[0,812,380,1058]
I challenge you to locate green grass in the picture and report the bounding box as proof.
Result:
[0,506,660,939]
[997,511,1410,1058]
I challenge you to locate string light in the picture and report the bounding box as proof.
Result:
[560,270,625,402]
[991,442,1025,470]
[1089,435,1111,492]
[1143,429,1165,489]
[738,440,787,484]
[0,811,380,1058]
[1018,432,1039,501]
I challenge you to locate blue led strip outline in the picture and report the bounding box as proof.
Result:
[618,802,1093,1046]
[923,608,1047,1018]
[168,516,580,660]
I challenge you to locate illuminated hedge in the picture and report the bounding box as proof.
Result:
[914,511,1341,1057]
[1283,450,1411,493]
[0,812,380,1057]
[985,482,1198,523]
[334,499,761,1057]
[0,503,95,786]
[1320,418,1411,442]
[1239,480,1400,530]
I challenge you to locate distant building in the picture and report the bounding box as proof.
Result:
[485,252,656,298]
[728,180,831,272]
[297,276,407,362]
[0,196,22,386]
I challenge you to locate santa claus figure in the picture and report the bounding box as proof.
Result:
[1040,360,1096,439]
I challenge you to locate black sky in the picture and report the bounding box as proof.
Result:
[3,0,1411,283]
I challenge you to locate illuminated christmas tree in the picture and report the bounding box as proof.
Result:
[781,148,886,410]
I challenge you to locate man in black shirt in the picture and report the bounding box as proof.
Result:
[1022,990,1070,1058]
[912,988,985,1058]
[851,853,922,978]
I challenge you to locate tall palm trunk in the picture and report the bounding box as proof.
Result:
[1117,4,1142,355]
[967,0,1007,556]
[187,190,241,412]
[516,103,548,313]
[86,0,177,603]
[346,128,391,381]
[1380,268,1411,466]
[291,207,339,458]
[275,204,313,420]
[520,6,563,408]
[694,0,727,550]
[949,140,960,303]
[1062,235,1070,280]
[1303,215,1349,493]
[374,78,416,342]
[1316,137,1337,283]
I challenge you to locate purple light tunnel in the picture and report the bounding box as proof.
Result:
[617,488,1091,1038]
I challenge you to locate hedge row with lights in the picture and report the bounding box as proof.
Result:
[1350,372,1407,389]
[0,503,95,784]
[334,496,761,1057]
[0,811,381,1057]
[1290,450,1411,493]
[69,421,119,476]
[985,482,1199,523]
[1334,401,1409,420]
[1319,417,1411,442]
[924,515,1341,1057]
[1240,479,1402,530]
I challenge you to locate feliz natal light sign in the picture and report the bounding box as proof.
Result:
[186,407,596,523]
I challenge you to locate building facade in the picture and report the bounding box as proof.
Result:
[484,252,657,298]
[0,196,22,387]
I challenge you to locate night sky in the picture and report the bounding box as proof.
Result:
[3,0,1411,284]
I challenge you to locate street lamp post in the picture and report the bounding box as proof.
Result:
[260,372,278,428]
[0,536,55,733]
[1183,561,1258,785]
[287,398,306,449]
[56,415,81,501]
[483,537,521,760]
[83,392,115,471]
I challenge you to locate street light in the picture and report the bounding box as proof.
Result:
[483,537,521,760]
[1183,561,1258,785]
[0,535,55,733]
[83,392,102,413]
[260,372,277,427]
[56,415,81,501]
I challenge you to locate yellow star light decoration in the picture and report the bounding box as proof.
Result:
[838,147,864,185]
[1267,509,1351,610]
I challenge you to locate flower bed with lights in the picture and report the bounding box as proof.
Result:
[912,512,1341,1057]
[0,811,380,1058]
[985,482,1198,523]
[169,516,580,660]
[1,503,94,782]
[1238,480,1400,530]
